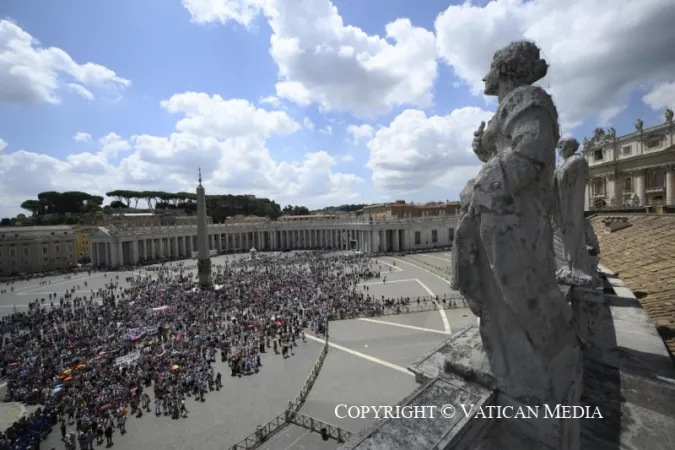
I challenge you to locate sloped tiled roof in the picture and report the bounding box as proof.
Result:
[591,214,675,357]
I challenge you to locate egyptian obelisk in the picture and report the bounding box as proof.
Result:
[196,168,212,288]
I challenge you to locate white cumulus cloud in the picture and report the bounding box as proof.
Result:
[434,0,675,129]
[73,132,92,142]
[183,0,438,117]
[0,20,131,105]
[367,107,493,194]
[643,81,675,112]
[346,124,374,145]
[0,93,362,217]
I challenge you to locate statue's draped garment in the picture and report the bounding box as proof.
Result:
[552,154,597,285]
[452,85,579,402]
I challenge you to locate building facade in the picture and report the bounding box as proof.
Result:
[73,226,97,263]
[0,226,78,275]
[89,215,457,267]
[358,200,461,219]
[584,108,675,209]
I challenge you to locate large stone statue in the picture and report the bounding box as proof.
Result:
[451,41,581,417]
[552,138,600,287]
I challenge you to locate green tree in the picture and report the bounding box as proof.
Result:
[20,200,43,216]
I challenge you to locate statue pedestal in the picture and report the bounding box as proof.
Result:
[570,285,612,363]
[343,319,582,450]
[197,258,212,288]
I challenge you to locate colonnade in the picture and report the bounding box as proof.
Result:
[90,223,454,268]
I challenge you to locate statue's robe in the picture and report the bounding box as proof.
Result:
[552,154,599,286]
[452,85,581,404]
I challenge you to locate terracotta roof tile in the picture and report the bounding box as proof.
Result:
[591,213,675,359]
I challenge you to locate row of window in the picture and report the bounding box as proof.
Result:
[0,244,73,259]
[591,171,666,196]
[593,137,663,162]
[413,229,449,245]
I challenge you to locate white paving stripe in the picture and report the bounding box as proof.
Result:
[0,305,30,308]
[418,254,452,262]
[389,258,451,285]
[305,334,413,376]
[415,279,451,334]
[374,260,402,272]
[389,257,454,334]
[357,278,417,286]
[358,317,450,335]
[282,430,311,450]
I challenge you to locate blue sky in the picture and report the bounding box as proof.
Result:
[1,0,674,217]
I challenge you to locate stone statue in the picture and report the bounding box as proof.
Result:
[592,127,605,142]
[631,193,640,207]
[552,138,600,287]
[636,118,644,133]
[452,41,581,410]
[666,108,674,123]
[607,127,616,140]
[582,137,591,150]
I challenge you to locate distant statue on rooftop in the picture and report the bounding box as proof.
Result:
[552,137,600,288]
[636,118,644,133]
[666,108,674,123]
[452,41,581,412]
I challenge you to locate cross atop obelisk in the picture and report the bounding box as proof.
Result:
[196,168,212,288]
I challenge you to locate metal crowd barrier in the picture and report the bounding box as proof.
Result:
[404,254,453,281]
[286,410,354,443]
[329,296,468,321]
[228,321,331,450]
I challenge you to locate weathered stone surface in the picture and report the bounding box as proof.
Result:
[451,42,582,423]
[339,376,494,450]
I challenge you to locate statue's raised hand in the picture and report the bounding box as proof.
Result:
[472,121,489,162]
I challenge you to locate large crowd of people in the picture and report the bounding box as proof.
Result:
[0,251,418,449]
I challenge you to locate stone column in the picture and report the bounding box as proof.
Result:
[131,240,139,264]
[584,183,590,211]
[109,242,117,267]
[116,241,123,266]
[635,170,646,206]
[606,174,617,206]
[393,229,400,252]
[666,167,675,206]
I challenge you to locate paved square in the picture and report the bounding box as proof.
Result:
[0,251,474,449]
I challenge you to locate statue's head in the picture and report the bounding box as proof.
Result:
[483,41,548,96]
[557,137,579,159]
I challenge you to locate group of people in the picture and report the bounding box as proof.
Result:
[0,250,405,449]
